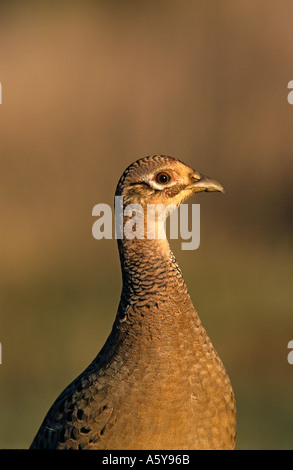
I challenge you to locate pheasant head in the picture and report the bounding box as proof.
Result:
[115,155,224,208]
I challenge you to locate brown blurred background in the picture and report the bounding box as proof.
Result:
[0,1,293,449]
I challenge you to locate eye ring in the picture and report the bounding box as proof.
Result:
[155,172,171,185]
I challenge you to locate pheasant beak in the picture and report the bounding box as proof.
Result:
[189,172,225,194]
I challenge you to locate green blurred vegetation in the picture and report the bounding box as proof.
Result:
[0,1,293,449]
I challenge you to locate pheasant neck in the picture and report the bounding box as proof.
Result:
[117,236,190,310]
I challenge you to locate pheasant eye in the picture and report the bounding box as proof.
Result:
[155,172,171,185]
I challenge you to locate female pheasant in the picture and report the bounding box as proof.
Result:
[30,155,236,450]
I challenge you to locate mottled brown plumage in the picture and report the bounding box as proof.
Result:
[30,155,236,450]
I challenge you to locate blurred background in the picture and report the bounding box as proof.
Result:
[0,0,293,449]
